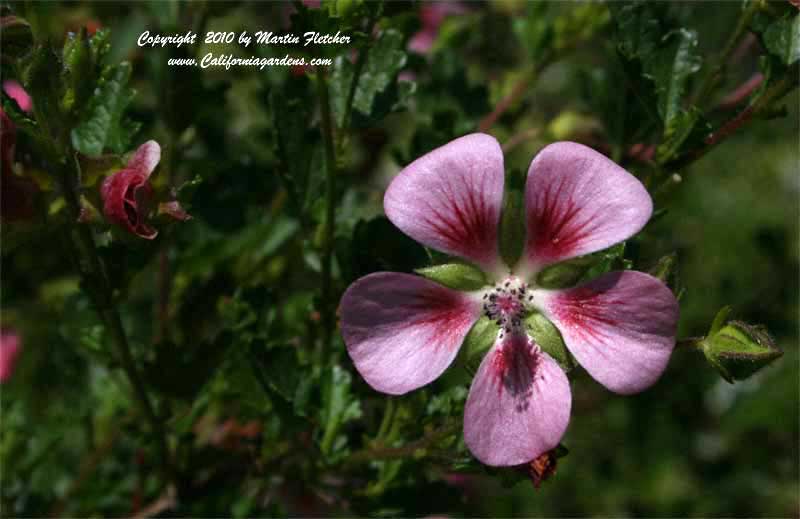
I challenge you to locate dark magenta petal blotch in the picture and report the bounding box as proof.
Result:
[100,140,161,239]
[464,333,571,466]
[384,133,506,275]
[521,142,653,273]
[340,272,481,395]
[538,270,679,395]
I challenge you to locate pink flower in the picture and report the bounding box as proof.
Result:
[408,2,466,54]
[339,134,679,466]
[2,80,32,113]
[101,141,162,239]
[0,330,22,383]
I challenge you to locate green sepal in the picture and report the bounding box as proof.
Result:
[764,13,800,66]
[461,316,499,375]
[648,252,684,300]
[525,312,574,371]
[701,316,782,383]
[535,242,628,289]
[415,263,487,291]
[499,188,525,269]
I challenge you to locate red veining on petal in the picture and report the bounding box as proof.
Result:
[550,285,622,343]
[528,174,596,263]
[420,170,497,265]
[490,334,541,410]
[405,287,476,351]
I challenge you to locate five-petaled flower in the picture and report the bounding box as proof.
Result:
[339,133,679,466]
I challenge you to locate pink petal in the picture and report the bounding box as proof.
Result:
[2,80,32,113]
[408,30,436,54]
[125,140,161,178]
[520,142,652,274]
[464,333,571,466]
[384,133,506,275]
[535,270,678,395]
[340,272,481,395]
[0,330,22,383]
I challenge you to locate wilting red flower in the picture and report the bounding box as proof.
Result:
[0,329,22,383]
[340,134,679,466]
[101,141,162,239]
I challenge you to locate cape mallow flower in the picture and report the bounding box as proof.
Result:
[340,133,679,466]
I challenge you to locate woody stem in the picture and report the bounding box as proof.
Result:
[57,156,173,485]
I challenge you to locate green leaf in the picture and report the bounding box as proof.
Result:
[525,312,573,371]
[610,3,702,160]
[62,29,94,113]
[426,386,468,416]
[609,1,664,61]
[71,62,139,156]
[649,29,702,157]
[415,263,487,291]
[650,29,702,125]
[351,29,407,118]
[320,365,362,456]
[250,345,301,406]
[764,14,800,65]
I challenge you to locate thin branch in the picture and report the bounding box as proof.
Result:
[692,0,761,109]
[316,69,338,353]
[58,157,174,485]
[343,421,461,466]
[663,66,799,172]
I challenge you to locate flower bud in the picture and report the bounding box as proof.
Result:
[701,320,782,383]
